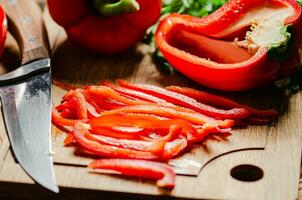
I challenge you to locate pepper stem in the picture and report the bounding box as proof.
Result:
[94,0,140,16]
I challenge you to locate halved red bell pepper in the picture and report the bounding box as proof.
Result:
[116,80,250,119]
[0,6,7,57]
[155,0,302,91]
[88,158,176,189]
[47,0,161,54]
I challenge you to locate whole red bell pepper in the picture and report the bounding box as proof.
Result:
[47,0,161,54]
[0,6,7,57]
[155,0,302,91]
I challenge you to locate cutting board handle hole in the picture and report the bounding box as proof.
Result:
[230,164,263,182]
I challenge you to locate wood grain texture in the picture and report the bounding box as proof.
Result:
[1,0,49,65]
[0,6,301,200]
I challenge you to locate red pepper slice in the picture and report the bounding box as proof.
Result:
[85,133,164,154]
[163,137,188,160]
[47,0,161,54]
[85,124,179,155]
[101,80,170,104]
[100,105,227,128]
[64,133,76,146]
[89,127,143,140]
[88,159,176,189]
[74,123,159,160]
[86,86,149,106]
[166,86,278,119]
[72,90,88,119]
[52,108,85,127]
[0,6,7,57]
[155,0,302,91]
[88,113,198,140]
[116,80,250,119]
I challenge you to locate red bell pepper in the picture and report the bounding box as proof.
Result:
[88,159,176,189]
[0,6,7,57]
[155,0,302,91]
[47,0,161,54]
[116,80,250,119]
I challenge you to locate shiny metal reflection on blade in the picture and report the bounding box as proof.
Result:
[0,59,58,193]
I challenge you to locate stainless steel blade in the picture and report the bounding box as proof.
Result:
[0,69,58,193]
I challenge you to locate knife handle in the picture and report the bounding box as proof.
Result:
[2,0,50,65]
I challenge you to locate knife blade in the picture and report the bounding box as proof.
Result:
[0,61,57,192]
[1,0,58,192]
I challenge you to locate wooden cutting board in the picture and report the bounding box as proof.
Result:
[0,9,301,200]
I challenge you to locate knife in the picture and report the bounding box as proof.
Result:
[1,0,58,193]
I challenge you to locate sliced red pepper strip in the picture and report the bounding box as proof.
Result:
[163,137,188,160]
[60,108,77,119]
[61,90,76,102]
[89,127,142,140]
[86,102,101,118]
[85,134,162,154]
[73,90,88,119]
[88,159,176,189]
[86,124,180,155]
[116,80,250,119]
[52,108,84,127]
[86,86,149,105]
[101,105,234,129]
[101,80,170,104]
[64,133,77,146]
[166,86,278,119]
[89,113,197,140]
[74,123,159,160]
[86,98,105,113]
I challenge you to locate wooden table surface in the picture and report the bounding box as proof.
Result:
[0,2,302,200]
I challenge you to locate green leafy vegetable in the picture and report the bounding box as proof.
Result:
[143,0,227,73]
